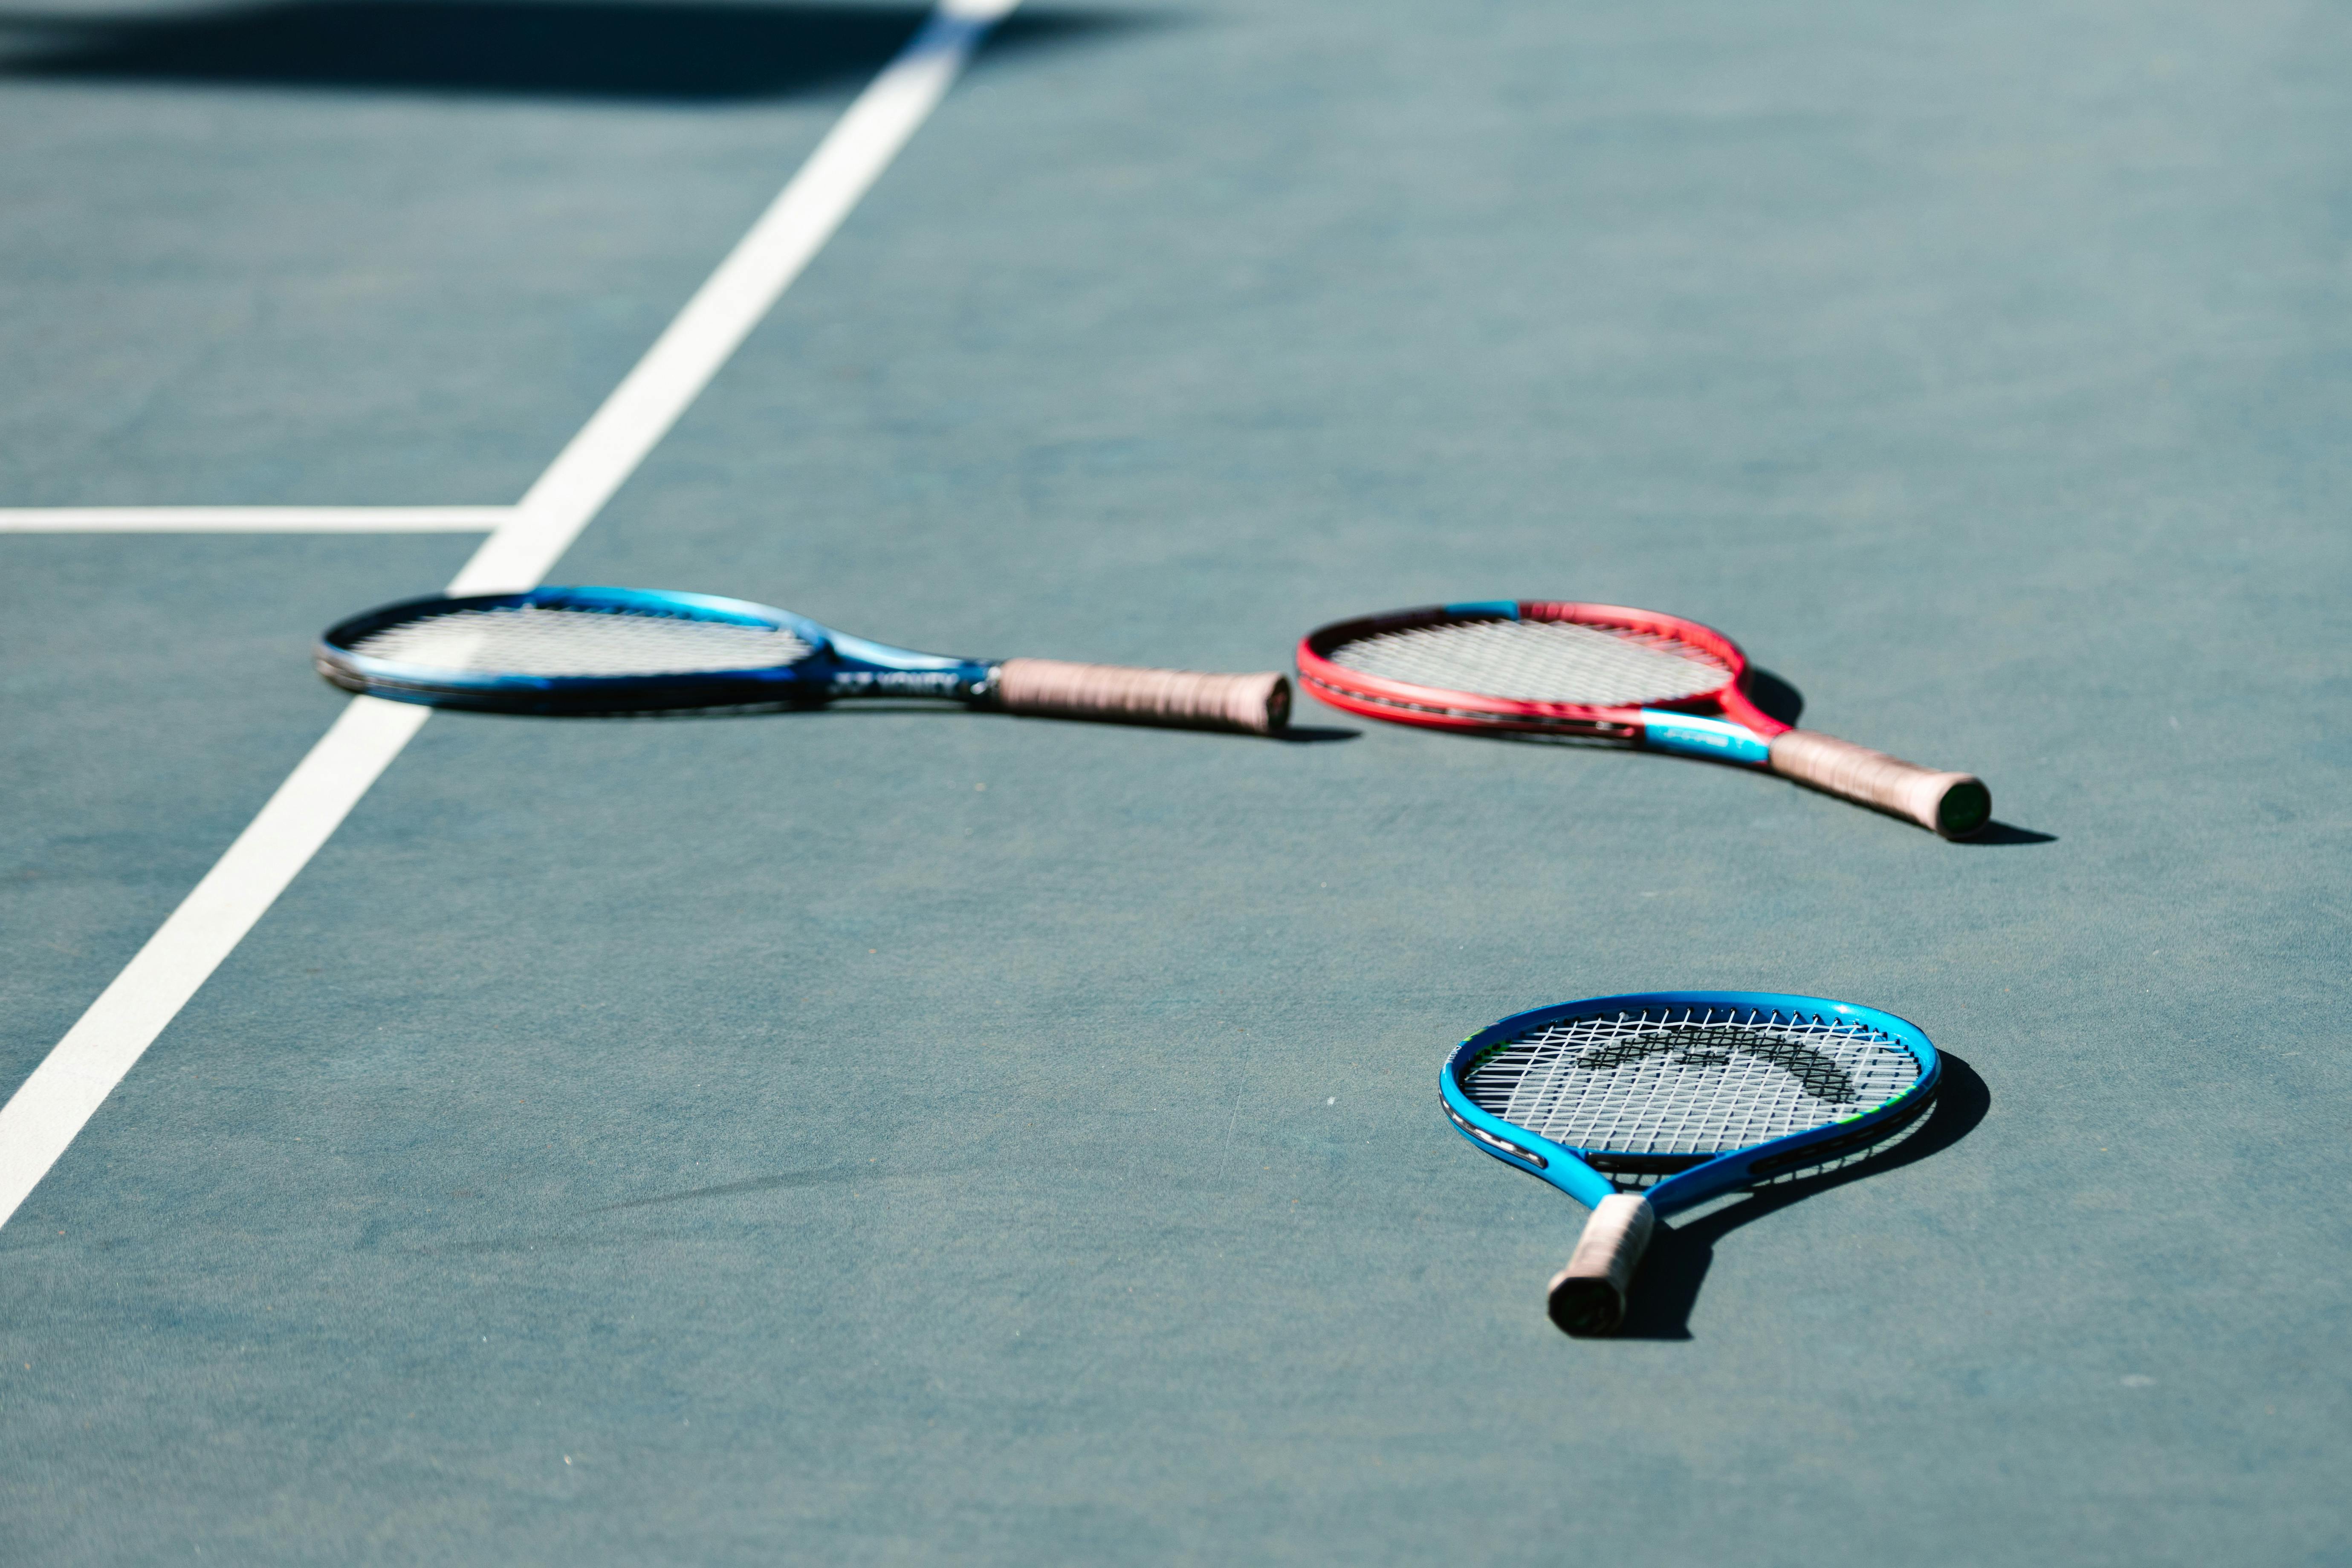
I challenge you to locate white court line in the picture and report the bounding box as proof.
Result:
[0,507,509,533]
[0,0,1023,1233]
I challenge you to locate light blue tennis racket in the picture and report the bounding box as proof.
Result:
[1441,991,1941,1336]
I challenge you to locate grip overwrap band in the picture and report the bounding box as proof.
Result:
[1547,1192,1655,1337]
[992,658,1290,735]
[1766,729,1989,839]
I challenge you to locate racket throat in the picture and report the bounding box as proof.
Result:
[1636,711,1771,766]
[823,663,997,703]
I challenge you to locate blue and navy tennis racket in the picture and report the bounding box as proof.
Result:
[1441,991,1941,1335]
[317,587,1290,733]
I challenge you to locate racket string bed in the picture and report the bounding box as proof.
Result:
[1749,1106,1935,1186]
[1461,1006,1922,1159]
[1325,618,1729,706]
[1587,1093,1935,1192]
[352,606,816,678]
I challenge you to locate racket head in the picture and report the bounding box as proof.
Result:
[316,587,982,714]
[1440,990,1940,1218]
[1297,600,1776,737]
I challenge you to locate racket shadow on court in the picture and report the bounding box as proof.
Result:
[653,706,1360,741]
[414,702,1363,742]
[0,1,1148,103]
[805,709,1362,743]
[1743,667,1805,727]
[1611,1052,1990,1341]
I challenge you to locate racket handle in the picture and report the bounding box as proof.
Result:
[1547,1193,1653,1337]
[1767,729,1991,840]
[992,658,1291,735]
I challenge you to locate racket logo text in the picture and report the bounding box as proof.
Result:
[827,669,978,697]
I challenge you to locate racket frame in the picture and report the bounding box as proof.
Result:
[1299,601,1990,836]
[1438,989,1942,1220]
[1296,599,1783,752]
[317,587,993,714]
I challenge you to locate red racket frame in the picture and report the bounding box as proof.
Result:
[1294,601,1791,740]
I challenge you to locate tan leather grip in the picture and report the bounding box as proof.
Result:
[1547,1192,1654,1337]
[1767,729,1990,839]
[992,658,1290,735]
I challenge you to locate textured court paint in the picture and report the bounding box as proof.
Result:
[0,1,1020,1231]
[450,0,1022,595]
[4,1,2352,1565]
[0,697,428,1228]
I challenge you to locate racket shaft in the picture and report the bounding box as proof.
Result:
[992,657,1290,735]
[1766,729,1989,839]
[1547,1192,1654,1337]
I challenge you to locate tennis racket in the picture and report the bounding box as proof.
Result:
[1298,601,1989,837]
[316,587,1290,733]
[1441,990,1941,1336]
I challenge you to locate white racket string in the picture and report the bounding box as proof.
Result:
[1751,1104,1935,1186]
[1461,1007,1922,1158]
[1325,619,1729,706]
[352,606,816,678]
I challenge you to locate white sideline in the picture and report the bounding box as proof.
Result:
[0,0,1022,1232]
[0,507,510,532]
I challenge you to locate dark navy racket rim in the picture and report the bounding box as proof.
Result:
[1296,599,1782,737]
[317,586,837,704]
[1438,989,1941,1214]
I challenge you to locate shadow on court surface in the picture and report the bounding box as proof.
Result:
[0,0,1144,100]
[590,1166,855,1211]
[1743,667,1803,727]
[1614,1053,1990,1341]
[1963,822,2057,846]
[395,703,1353,736]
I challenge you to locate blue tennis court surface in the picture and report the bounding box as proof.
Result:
[4,1,2347,1561]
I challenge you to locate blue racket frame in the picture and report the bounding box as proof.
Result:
[1438,990,1941,1217]
[318,587,995,713]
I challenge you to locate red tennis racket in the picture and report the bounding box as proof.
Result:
[1297,600,1990,838]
